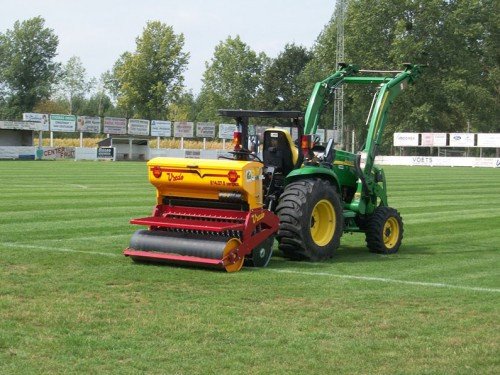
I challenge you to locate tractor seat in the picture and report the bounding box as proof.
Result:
[262,129,299,176]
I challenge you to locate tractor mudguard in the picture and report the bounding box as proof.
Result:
[285,166,341,192]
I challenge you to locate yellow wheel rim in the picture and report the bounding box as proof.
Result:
[310,199,336,246]
[222,238,244,273]
[383,217,400,249]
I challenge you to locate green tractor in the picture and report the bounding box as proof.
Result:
[277,63,423,260]
[222,63,423,261]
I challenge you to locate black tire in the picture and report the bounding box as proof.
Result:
[365,206,403,254]
[245,236,274,268]
[276,178,344,261]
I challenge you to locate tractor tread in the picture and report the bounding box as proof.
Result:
[276,178,343,261]
[365,206,404,254]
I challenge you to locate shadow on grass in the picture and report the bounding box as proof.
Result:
[269,243,432,269]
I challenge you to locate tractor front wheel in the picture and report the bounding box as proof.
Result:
[365,206,403,254]
[276,179,343,261]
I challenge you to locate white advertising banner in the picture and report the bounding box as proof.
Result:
[477,133,500,148]
[50,114,76,132]
[22,113,49,131]
[432,133,447,147]
[150,120,171,137]
[77,116,101,133]
[128,119,150,136]
[420,133,447,147]
[420,133,434,147]
[196,122,216,138]
[173,121,194,138]
[103,117,127,134]
[376,155,500,168]
[449,133,474,147]
[218,123,237,139]
[394,132,419,146]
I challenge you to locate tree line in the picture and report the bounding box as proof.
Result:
[0,1,497,152]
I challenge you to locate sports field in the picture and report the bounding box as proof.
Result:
[1,161,499,374]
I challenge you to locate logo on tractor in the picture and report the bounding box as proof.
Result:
[227,170,239,183]
[166,172,184,182]
[245,170,254,181]
[252,212,265,224]
[152,166,162,178]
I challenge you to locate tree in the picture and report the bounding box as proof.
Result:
[54,56,92,114]
[168,91,196,121]
[113,21,189,119]
[33,99,70,115]
[0,17,59,117]
[345,0,499,143]
[197,36,267,121]
[301,0,499,153]
[256,43,313,111]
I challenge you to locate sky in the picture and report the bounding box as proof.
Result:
[0,0,335,95]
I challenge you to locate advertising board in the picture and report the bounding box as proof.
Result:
[128,119,150,136]
[77,116,101,133]
[420,133,449,147]
[151,120,171,137]
[97,147,115,160]
[477,133,500,148]
[50,114,76,132]
[22,113,49,131]
[394,132,419,146]
[196,122,216,138]
[42,147,75,159]
[103,117,127,134]
[173,122,194,138]
[218,123,237,139]
[449,133,474,147]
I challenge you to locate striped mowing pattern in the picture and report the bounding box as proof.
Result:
[0,161,499,374]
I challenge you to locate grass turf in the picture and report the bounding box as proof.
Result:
[0,161,499,374]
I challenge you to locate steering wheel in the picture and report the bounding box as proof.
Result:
[218,149,262,162]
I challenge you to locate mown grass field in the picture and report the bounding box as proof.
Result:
[1,161,499,374]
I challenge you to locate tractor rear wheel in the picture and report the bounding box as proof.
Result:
[276,179,343,261]
[365,206,403,254]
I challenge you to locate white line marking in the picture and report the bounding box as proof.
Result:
[0,243,120,258]
[270,269,500,293]
[1,242,498,293]
[37,234,130,243]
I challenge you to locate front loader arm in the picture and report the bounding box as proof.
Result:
[361,64,424,175]
[303,64,359,135]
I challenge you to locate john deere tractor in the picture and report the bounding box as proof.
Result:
[124,63,423,271]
